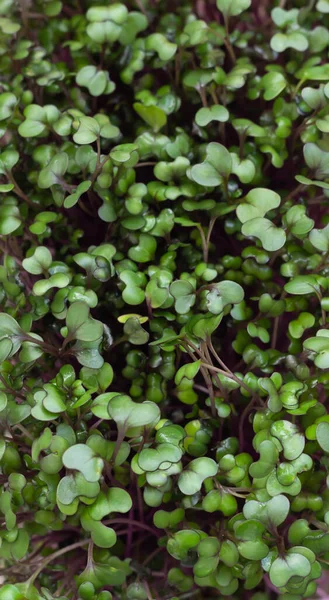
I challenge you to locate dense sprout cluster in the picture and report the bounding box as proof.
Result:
[3,0,329,598]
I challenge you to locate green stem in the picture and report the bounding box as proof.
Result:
[201,360,252,394]
[14,423,34,440]
[285,182,306,203]
[87,540,94,567]
[7,172,34,207]
[196,224,208,263]
[27,539,89,585]
[175,47,182,87]
[271,316,280,349]
[22,333,59,357]
[222,177,229,201]
[293,78,306,98]
[134,162,157,168]
[103,518,160,537]
[315,290,326,326]
[183,338,252,395]
[223,14,236,64]
[110,428,126,466]
[96,137,101,170]
[198,87,208,108]
[91,155,110,185]
[207,337,232,375]
[205,217,217,261]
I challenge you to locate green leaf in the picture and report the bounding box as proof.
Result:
[231,154,256,184]
[167,529,203,560]
[123,317,149,345]
[18,104,60,137]
[178,457,217,495]
[304,330,329,368]
[90,393,117,419]
[57,473,99,506]
[297,64,329,81]
[249,440,278,478]
[62,444,104,482]
[271,420,305,460]
[81,511,117,548]
[175,360,201,385]
[110,144,139,168]
[128,234,156,262]
[270,552,311,588]
[74,339,104,369]
[170,280,196,314]
[107,395,160,432]
[289,312,315,339]
[0,149,19,173]
[261,72,287,100]
[189,143,232,186]
[73,117,100,145]
[0,313,23,338]
[66,301,103,342]
[38,153,69,189]
[271,32,308,53]
[316,422,329,451]
[0,92,16,121]
[195,105,229,127]
[23,246,52,275]
[284,275,322,295]
[0,203,21,235]
[31,427,52,462]
[64,181,92,209]
[284,205,314,237]
[317,0,329,11]
[86,4,128,44]
[296,175,329,190]
[271,7,298,26]
[88,487,132,520]
[304,142,329,179]
[33,273,71,296]
[216,0,251,17]
[243,495,290,527]
[237,188,281,224]
[206,281,244,314]
[145,33,177,61]
[138,443,182,472]
[133,103,167,132]
[309,223,329,252]
[76,66,115,97]
[242,218,286,252]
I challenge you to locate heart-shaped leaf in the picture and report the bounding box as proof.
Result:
[270,552,311,588]
[242,218,286,252]
[134,103,167,132]
[216,0,251,17]
[195,105,229,127]
[249,440,279,479]
[23,247,52,275]
[316,421,329,451]
[62,444,104,482]
[170,280,196,314]
[178,457,218,495]
[76,66,115,97]
[107,395,160,433]
[138,444,182,472]
[88,487,132,520]
[243,495,290,527]
[73,117,100,145]
[237,188,281,224]
[189,143,232,186]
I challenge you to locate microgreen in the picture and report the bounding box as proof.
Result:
[1,1,329,598]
